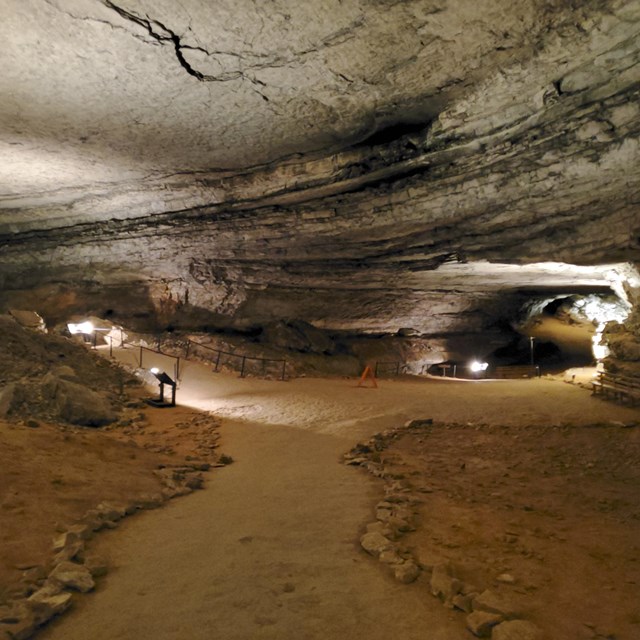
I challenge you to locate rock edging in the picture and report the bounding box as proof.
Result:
[344,418,545,639]
[0,458,231,639]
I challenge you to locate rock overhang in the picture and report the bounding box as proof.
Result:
[1,0,639,347]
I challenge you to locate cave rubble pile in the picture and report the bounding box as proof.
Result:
[0,316,136,427]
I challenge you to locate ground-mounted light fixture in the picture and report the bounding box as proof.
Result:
[147,367,176,407]
[469,361,489,378]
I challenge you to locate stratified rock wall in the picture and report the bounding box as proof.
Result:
[1,1,639,350]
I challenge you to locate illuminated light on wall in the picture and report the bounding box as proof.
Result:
[67,321,94,334]
[469,361,489,372]
[592,331,610,361]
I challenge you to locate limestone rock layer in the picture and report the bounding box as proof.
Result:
[1,1,639,341]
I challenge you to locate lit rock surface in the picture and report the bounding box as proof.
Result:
[0,1,639,350]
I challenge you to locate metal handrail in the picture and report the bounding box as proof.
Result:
[185,339,287,380]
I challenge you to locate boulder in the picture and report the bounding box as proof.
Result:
[41,374,116,426]
[9,309,46,332]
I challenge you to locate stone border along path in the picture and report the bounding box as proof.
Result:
[344,419,545,640]
[34,418,466,640]
[0,462,214,640]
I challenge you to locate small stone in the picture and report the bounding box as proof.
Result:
[379,549,404,565]
[394,561,420,584]
[185,474,204,490]
[48,561,95,593]
[136,493,165,509]
[492,619,545,640]
[96,502,126,522]
[28,589,73,625]
[53,538,84,563]
[496,573,516,584]
[83,554,109,578]
[66,523,93,540]
[0,615,37,640]
[404,419,433,428]
[21,565,46,585]
[466,610,504,637]
[366,521,385,533]
[52,531,81,552]
[430,563,462,605]
[472,589,521,618]
[376,507,392,521]
[386,515,412,532]
[360,532,393,557]
[452,593,473,613]
[0,602,36,640]
[81,510,104,532]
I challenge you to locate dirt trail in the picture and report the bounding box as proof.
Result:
[38,418,462,640]
[36,350,640,639]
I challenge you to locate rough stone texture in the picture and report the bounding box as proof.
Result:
[466,610,504,637]
[472,589,521,618]
[430,563,463,605]
[394,561,420,584]
[48,562,95,593]
[28,589,73,625]
[0,384,19,419]
[8,310,46,332]
[1,2,639,351]
[492,620,545,640]
[83,555,109,579]
[360,532,393,557]
[41,374,117,427]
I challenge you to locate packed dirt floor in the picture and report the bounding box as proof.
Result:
[2,344,640,639]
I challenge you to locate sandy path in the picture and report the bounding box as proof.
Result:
[38,351,639,639]
[39,419,462,640]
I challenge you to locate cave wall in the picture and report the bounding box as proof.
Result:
[1,1,639,362]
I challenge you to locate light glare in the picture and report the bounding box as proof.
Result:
[67,321,94,334]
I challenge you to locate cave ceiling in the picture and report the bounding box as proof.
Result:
[1,0,639,334]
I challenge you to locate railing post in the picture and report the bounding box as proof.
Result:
[139,345,143,368]
[240,356,246,378]
[185,341,190,360]
[109,335,113,358]
[215,350,221,372]
[120,329,124,347]
[175,356,180,381]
